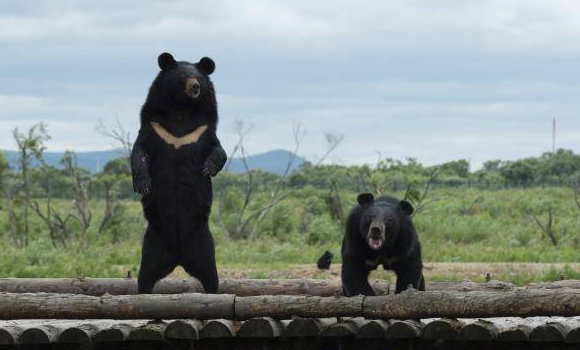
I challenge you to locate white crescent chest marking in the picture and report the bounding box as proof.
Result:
[150,122,208,149]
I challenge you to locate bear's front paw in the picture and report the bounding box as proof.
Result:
[134,176,151,196]
[202,159,221,177]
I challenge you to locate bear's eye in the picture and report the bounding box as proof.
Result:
[386,218,394,225]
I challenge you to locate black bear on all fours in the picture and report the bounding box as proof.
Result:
[341,193,425,296]
[131,52,227,294]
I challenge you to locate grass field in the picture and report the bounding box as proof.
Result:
[0,187,579,285]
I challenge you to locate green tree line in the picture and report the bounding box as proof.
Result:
[1,123,580,250]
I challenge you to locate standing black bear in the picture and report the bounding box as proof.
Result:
[342,193,425,296]
[131,52,227,294]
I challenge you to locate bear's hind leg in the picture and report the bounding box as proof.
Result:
[181,222,219,293]
[138,225,177,294]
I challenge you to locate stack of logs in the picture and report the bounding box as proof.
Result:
[0,278,579,319]
[1,278,580,350]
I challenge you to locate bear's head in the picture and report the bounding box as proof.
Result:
[356,193,414,251]
[148,52,216,109]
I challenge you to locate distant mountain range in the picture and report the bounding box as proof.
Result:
[1,149,306,175]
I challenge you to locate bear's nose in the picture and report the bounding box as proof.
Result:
[185,78,201,97]
[370,227,382,236]
[190,83,200,94]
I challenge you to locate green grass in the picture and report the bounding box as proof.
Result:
[0,186,579,284]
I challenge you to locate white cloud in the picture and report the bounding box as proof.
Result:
[0,94,45,114]
[3,0,580,55]
[0,0,579,167]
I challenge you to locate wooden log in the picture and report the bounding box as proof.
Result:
[0,324,22,345]
[363,288,580,319]
[0,320,63,345]
[319,318,367,337]
[234,295,364,320]
[527,280,580,290]
[563,318,580,343]
[422,318,467,340]
[530,321,568,342]
[528,318,580,342]
[457,319,500,341]
[200,319,236,338]
[237,317,284,338]
[220,278,386,296]
[496,318,547,342]
[19,325,61,344]
[427,280,515,292]
[165,319,202,340]
[127,320,167,341]
[356,319,389,339]
[284,318,337,337]
[0,292,234,319]
[5,288,580,321]
[0,277,203,295]
[385,320,422,339]
[58,320,119,345]
[17,320,91,345]
[0,277,527,296]
[92,321,149,343]
[0,277,373,296]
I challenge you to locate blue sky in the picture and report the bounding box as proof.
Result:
[1,0,579,168]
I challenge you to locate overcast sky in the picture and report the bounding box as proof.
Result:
[1,0,579,168]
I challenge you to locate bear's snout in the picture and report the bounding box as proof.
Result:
[367,221,385,250]
[369,222,385,238]
[185,78,201,98]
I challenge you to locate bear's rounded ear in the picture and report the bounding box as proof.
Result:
[197,57,215,75]
[357,193,374,206]
[399,200,414,215]
[158,52,177,70]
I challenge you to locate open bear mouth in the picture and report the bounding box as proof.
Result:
[368,237,384,250]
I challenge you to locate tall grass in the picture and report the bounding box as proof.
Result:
[0,187,578,282]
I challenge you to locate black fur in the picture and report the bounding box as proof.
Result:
[317,250,334,269]
[341,193,425,296]
[131,53,227,294]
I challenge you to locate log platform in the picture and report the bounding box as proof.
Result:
[0,277,528,296]
[2,317,580,349]
[2,278,580,349]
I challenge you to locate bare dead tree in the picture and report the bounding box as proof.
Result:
[215,121,252,239]
[96,118,133,163]
[217,122,342,240]
[325,179,345,221]
[3,183,25,247]
[31,176,73,249]
[529,209,558,246]
[95,118,133,231]
[62,151,92,246]
[246,123,306,240]
[11,123,50,247]
[315,132,344,166]
[405,167,440,217]
[217,121,302,240]
[96,174,117,233]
